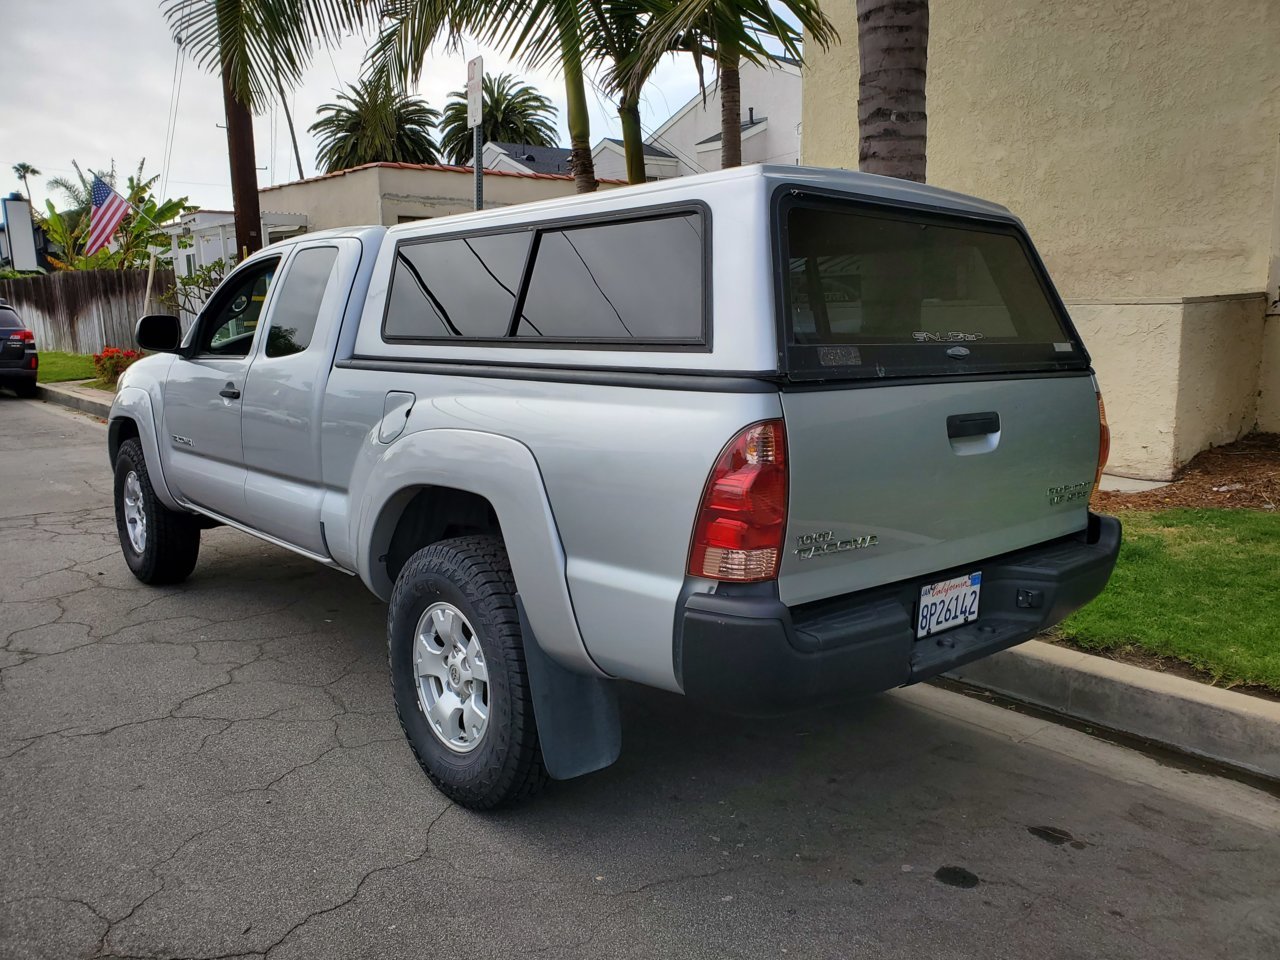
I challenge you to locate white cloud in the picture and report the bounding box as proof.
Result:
[0,2,706,212]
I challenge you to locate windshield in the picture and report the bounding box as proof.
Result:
[778,197,1088,380]
[0,307,23,329]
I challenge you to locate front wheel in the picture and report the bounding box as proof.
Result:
[388,535,548,809]
[113,438,201,585]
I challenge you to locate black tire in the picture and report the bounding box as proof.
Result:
[388,535,548,809]
[113,438,201,585]
[13,379,38,399]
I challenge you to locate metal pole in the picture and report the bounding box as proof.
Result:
[474,126,483,211]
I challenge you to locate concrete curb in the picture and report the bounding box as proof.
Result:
[35,381,112,419]
[946,640,1280,781]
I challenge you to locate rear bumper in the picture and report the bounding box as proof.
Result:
[0,366,36,381]
[677,512,1121,714]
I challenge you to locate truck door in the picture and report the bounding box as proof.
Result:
[162,256,281,518]
[240,239,356,555]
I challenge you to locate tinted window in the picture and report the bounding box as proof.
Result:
[266,246,339,357]
[782,201,1084,379]
[385,232,531,339]
[196,260,278,357]
[0,307,22,329]
[516,215,703,341]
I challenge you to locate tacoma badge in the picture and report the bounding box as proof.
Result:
[794,530,879,560]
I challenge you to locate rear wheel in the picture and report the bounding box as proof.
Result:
[113,438,201,585]
[12,378,37,398]
[388,535,548,809]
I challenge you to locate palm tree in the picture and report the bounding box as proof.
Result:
[437,73,558,166]
[366,1,601,193]
[311,79,441,173]
[636,0,837,169]
[12,162,40,202]
[587,1,660,185]
[855,0,928,182]
[160,1,375,256]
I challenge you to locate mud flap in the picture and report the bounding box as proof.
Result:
[517,596,621,780]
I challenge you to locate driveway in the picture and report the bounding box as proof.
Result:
[2,398,1278,960]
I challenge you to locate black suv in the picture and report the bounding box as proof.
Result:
[0,300,38,398]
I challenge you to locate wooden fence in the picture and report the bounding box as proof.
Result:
[0,268,177,354]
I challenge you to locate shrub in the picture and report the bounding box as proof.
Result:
[93,346,143,385]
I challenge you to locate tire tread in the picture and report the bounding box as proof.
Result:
[388,535,549,808]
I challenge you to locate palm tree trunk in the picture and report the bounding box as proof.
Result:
[273,71,306,181]
[856,0,929,182]
[562,35,599,193]
[718,37,742,169]
[619,97,646,184]
[221,67,262,257]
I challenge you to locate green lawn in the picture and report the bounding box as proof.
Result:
[38,351,96,383]
[1059,509,1280,691]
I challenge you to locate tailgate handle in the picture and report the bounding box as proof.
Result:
[947,412,1000,439]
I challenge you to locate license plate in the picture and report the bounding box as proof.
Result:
[916,572,982,638]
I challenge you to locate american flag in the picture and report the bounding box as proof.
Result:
[84,176,131,255]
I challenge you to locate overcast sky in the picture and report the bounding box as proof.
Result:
[0,2,708,212]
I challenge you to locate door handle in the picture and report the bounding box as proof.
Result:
[947,411,1000,439]
[219,383,241,400]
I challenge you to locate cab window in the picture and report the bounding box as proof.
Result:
[195,259,279,357]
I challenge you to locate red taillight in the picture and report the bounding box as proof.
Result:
[688,420,788,582]
[10,329,34,343]
[1093,391,1110,493]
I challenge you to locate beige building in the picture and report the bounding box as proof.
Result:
[258,162,622,233]
[803,0,1280,479]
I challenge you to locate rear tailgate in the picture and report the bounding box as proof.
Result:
[774,192,1101,607]
[0,308,29,367]
[777,375,1099,605]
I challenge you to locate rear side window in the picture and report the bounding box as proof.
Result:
[382,209,706,347]
[385,232,531,339]
[780,198,1086,380]
[266,246,339,357]
[515,215,703,342]
[0,307,22,329]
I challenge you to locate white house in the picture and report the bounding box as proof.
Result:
[161,209,308,278]
[591,57,803,181]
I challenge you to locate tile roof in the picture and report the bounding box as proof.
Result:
[695,117,768,146]
[602,138,676,159]
[489,142,574,175]
[259,161,625,193]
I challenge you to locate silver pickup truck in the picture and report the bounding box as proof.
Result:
[109,165,1119,808]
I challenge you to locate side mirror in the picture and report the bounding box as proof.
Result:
[135,314,182,353]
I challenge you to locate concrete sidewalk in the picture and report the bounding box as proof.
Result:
[34,379,112,418]
[947,640,1280,781]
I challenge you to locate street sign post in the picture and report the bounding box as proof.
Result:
[467,56,483,211]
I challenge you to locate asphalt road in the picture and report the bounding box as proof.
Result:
[2,396,1278,960]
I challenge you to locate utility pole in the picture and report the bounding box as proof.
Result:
[222,62,262,258]
[467,56,483,211]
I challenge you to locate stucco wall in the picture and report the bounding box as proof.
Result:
[803,0,1279,477]
[1175,295,1267,464]
[1259,317,1280,432]
[1068,301,1182,479]
[259,167,384,231]
[1069,295,1267,480]
[375,167,595,224]
[259,166,603,232]
[803,0,1280,300]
